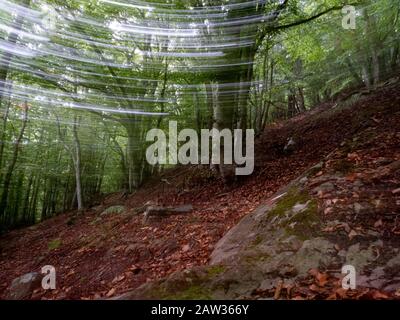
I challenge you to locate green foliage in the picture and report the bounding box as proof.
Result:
[0,0,398,230]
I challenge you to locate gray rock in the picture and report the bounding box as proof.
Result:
[313,182,335,194]
[293,238,337,275]
[358,267,386,289]
[101,205,125,216]
[8,272,43,300]
[383,280,400,292]
[299,177,308,185]
[353,203,363,214]
[210,205,269,265]
[283,137,296,154]
[386,253,400,269]
[345,243,375,271]
[259,278,275,291]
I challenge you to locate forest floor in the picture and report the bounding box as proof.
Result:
[0,79,399,300]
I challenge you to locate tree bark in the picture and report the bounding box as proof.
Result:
[0,102,28,221]
[72,116,83,211]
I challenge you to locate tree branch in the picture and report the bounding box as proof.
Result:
[273,4,357,31]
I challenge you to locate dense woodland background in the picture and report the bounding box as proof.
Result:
[0,0,399,231]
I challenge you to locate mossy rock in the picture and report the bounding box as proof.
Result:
[266,187,320,240]
[206,265,226,278]
[100,205,125,216]
[305,162,323,177]
[117,268,215,300]
[164,285,213,300]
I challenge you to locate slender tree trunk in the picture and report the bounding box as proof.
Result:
[0,82,13,176]
[371,51,380,86]
[125,122,142,192]
[0,103,28,221]
[72,116,83,211]
[22,173,34,224]
[391,42,399,71]
[205,84,214,130]
[297,87,306,112]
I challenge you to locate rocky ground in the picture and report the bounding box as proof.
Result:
[0,79,399,300]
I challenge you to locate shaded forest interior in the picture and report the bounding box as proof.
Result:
[0,0,399,301]
[0,0,398,230]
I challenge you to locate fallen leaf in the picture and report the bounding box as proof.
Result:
[374,219,383,228]
[327,293,337,300]
[106,288,116,297]
[112,275,125,283]
[392,188,400,194]
[348,229,359,240]
[274,280,283,300]
[372,291,389,299]
[347,153,361,162]
[316,273,329,287]
[66,270,75,277]
[292,295,306,300]
[371,116,381,124]
[335,288,348,299]
[309,284,323,293]
[346,173,358,182]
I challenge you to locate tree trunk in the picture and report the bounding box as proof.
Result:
[72,116,83,211]
[125,122,143,192]
[371,50,380,86]
[0,82,12,180]
[297,87,306,112]
[0,103,28,221]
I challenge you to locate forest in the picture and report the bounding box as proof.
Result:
[0,0,400,302]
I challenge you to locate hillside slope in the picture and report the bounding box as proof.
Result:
[1,80,399,300]
[116,81,400,300]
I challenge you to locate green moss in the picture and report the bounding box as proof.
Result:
[284,199,319,241]
[144,269,215,300]
[101,205,125,215]
[307,165,322,177]
[241,253,268,266]
[206,265,225,278]
[167,285,212,300]
[252,235,264,246]
[268,187,311,218]
[267,187,320,241]
[48,238,62,250]
[147,282,212,300]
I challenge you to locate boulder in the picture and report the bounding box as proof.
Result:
[283,137,296,154]
[100,205,125,216]
[7,272,43,300]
